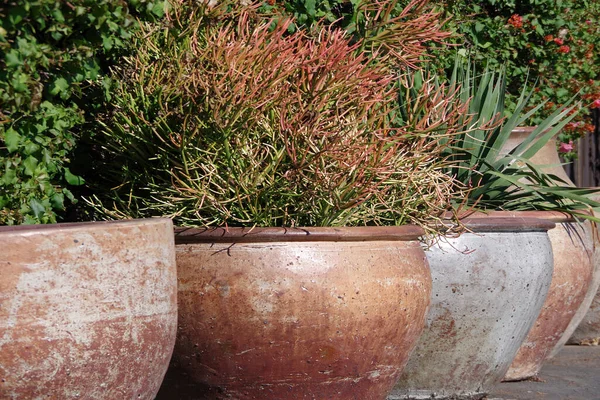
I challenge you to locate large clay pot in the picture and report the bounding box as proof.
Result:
[567,292,600,345]
[501,126,573,185]
[169,226,430,400]
[489,212,594,381]
[501,128,600,357]
[390,217,555,400]
[0,219,178,399]
[565,193,600,347]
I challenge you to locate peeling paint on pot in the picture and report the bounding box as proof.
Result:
[0,219,177,400]
[163,226,431,400]
[391,218,555,400]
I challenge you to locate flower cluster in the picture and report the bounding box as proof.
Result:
[557,45,571,54]
[508,14,523,29]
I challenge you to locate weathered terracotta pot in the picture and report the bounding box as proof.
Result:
[488,212,594,381]
[564,195,600,347]
[390,218,555,400]
[501,128,600,358]
[567,292,600,345]
[0,219,178,399]
[501,126,573,185]
[169,226,430,400]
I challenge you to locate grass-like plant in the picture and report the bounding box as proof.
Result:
[86,0,470,229]
[422,60,600,217]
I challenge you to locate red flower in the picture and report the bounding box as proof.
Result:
[558,140,574,153]
[591,99,600,109]
[544,35,554,42]
[557,45,570,54]
[508,14,523,29]
[553,38,564,45]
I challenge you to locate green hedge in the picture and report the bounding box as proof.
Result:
[0,0,165,224]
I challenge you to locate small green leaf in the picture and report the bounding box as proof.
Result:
[52,9,65,23]
[64,168,85,185]
[5,50,22,68]
[11,73,29,92]
[8,6,26,26]
[49,78,69,96]
[151,2,165,17]
[305,0,316,17]
[29,198,46,218]
[51,193,65,210]
[63,188,75,202]
[23,156,39,176]
[24,141,41,155]
[1,167,17,185]
[4,128,21,152]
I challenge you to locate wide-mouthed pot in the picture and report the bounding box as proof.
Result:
[563,194,600,348]
[500,128,600,359]
[390,217,555,400]
[0,218,177,400]
[166,226,430,400]
[472,212,595,381]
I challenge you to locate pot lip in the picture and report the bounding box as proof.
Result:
[511,126,537,134]
[0,218,173,235]
[174,225,425,244]
[439,214,556,232]
[510,125,556,138]
[451,210,578,224]
[455,217,555,232]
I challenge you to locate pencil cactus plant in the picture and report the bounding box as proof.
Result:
[85,0,470,229]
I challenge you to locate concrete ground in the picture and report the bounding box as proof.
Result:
[156,345,600,399]
[485,345,600,400]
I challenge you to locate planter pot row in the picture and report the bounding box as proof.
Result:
[1,214,596,399]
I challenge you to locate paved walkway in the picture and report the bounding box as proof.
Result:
[486,346,600,400]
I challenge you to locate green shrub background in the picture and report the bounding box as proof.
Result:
[275,0,600,157]
[0,0,164,224]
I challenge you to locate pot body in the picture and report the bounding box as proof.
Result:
[564,197,600,347]
[500,213,594,380]
[500,126,573,185]
[567,292,600,345]
[500,127,600,357]
[0,219,178,400]
[170,226,430,400]
[391,218,554,399]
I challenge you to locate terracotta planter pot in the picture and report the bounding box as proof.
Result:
[567,292,600,345]
[391,218,555,400]
[500,127,600,359]
[167,226,430,400]
[0,219,178,400]
[501,126,574,185]
[564,195,600,347]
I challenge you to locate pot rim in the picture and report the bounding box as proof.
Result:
[0,218,172,235]
[174,225,425,244]
[438,215,556,233]
[453,210,578,224]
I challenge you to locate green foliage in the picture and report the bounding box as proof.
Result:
[0,0,165,224]
[88,1,468,229]
[429,0,600,160]
[424,60,600,217]
[278,0,600,159]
